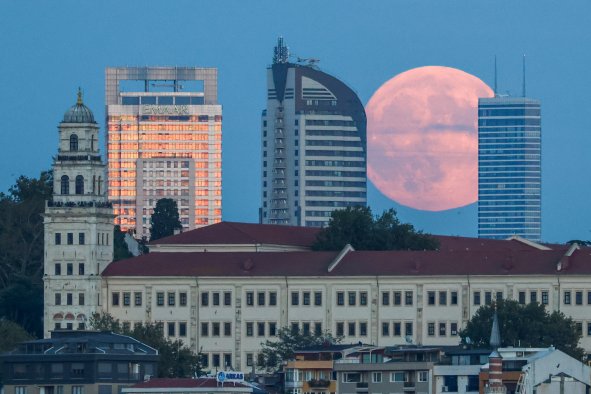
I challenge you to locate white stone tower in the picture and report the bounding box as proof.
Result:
[43,90,114,337]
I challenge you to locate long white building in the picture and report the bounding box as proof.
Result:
[100,222,591,372]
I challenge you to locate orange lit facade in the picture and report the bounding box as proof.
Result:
[105,67,222,238]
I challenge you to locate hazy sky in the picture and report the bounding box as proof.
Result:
[1,1,589,242]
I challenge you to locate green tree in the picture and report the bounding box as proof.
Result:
[460,299,584,360]
[257,327,341,372]
[313,207,439,251]
[150,198,182,241]
[113,225,133,261]
[0,320,34,352]
[89,312,203,377]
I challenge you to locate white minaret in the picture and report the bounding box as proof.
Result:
[43,89,114,337]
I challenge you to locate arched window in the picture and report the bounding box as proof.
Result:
[75,175,84,195]
[61,175,69,195]
[70,134,78,151]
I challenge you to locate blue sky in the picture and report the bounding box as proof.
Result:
[1,1,590,242]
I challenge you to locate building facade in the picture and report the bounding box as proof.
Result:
[478,96,541,241]
[0,331,158,394]
[105,67,222,238]
[100,222,591,373]
[43,91,114,337]
[260,38,367,227]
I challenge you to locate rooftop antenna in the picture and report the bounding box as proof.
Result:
[522,54,526,97]
[273,36,289,65]
[494,55,498,97]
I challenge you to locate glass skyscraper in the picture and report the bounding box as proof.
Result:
[477,97,541,241]
[260,38,367,227]
[105,67,222,238]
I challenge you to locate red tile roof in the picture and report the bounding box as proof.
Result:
[130,378,249,389]
[151,221,320,247]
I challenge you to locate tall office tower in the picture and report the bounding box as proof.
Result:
[105,67,222,238]
[478,96,541,241]
[260,38,367,227]
[44,91,114,336]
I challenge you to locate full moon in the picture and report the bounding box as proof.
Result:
[366,66,494,211]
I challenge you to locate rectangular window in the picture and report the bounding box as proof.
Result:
[179,292,187,306]
[168,292,175,306]
[201,292,209,306]
[485,291,492,305]
[360,291,368,306]
[72,387,83,394]
[359,321,367,336]
[78,263,84,275]
[257,322,265,336]
[55,293,61,305]
[382,291,390,306]
[451,322,458,336]
[405,322,413,336]
[372,372,382,383]
[451,291,458,305]
[179,322,187,337]
[418,371,429,382]
[439,322,447,336]
[67,233,73,245]
[336,322,344,336]
[302,322,310,335]
[348,291,356,306]
[473,291,481,305]
[246,291,254,306]
[519,291,526,304]
[291,291,299,306]
[123,292,131,306]
[269,291,277,306]
[269,322,277,336]
[246,353,254,367]
[212,292,220,306]
[530,291,538,304]
[394,322,401,336]
[439,291,447,305]
[314,322,322,336]
[394,291,401,305]
[337,291,345,306]
[564,291,572,305]
[134,292,142,306]
[223,353,232,369]
[291,322,299,334]
[496,291,503,302]
[381,321,390,336]
[212,322,220,336]
[428,322,435,336]
[167,322,175,337]
[343,372,362,383]
[257,292,265,306]
[224,291,232,306]
[576,291,583,305]
[78,233,85,245]
[224,322,232,336]
[201,322,209,336]
[246,322,253,337]
[314,291,322,306]
[78,293,85,306]
[348,322,356,336]
[587,322,591,336]
[212,354,220,367]
[542,290,549,305]
[55,263,61,275]
[576,322,583,336]
[55,233,61,245]
[427,291,436,305]
[405,291,413,305]
[156,292,164,306]
[112,292,119,306]
[391,372,406,382]
[302,291,311,306]
[67,263,73,275]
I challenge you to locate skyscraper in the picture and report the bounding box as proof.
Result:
[261,38,367,227]
[105,67,222,238]
[44,90,114,336]
[478,96,541,241]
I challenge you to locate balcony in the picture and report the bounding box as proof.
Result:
[307,379,330,388]
[356,382,368,391]
[403,381,416,391]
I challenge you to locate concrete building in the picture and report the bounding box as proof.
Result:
[99,222,591,372]
[105,67,222,239]
[260,38,367,227]
[478,96,542,241]
[123,378,267,394]
[0,331,158,394]
[43,91,114,337]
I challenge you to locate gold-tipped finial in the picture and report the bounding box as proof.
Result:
[77,87,83,105]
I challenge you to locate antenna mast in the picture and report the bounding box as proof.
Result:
[494,55,498,97]
[522,54,526,97]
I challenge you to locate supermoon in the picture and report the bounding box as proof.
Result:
[366,66,494,211]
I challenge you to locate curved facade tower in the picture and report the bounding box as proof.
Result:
[261,38,367,227]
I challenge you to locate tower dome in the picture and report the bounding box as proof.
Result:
[62,89,95,123]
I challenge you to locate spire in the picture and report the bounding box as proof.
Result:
[273,36,289,64]
[490,308,501,350]
[494,55,498,97]
[77,87,83,105]
[522,54,526,97]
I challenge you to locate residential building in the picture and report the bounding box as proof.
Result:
[43,91,114,337]
[0,331,158,394]
[260,37,367,227]
[478,96,542,241]
[122,378,267,394]
[99,221,591,372]
[105,67,222,238]
[432,348,488,393]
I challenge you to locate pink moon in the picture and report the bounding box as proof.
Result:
[366,66,494,211]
